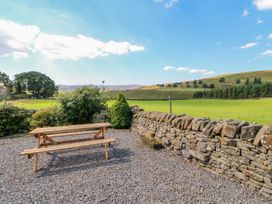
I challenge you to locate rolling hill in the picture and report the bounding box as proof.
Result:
[106,70,272,100]
[201,70,272,88]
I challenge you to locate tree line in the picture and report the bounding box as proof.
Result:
[0,71,57,99]
[157,80,216,89]
[193,83,272,99]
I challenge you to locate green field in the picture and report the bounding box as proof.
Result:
[106,87,204,100]
[127,99,272,125]
[0,99,58,110]
[2,98,272,125]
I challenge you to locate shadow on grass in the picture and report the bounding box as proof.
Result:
[37,145,133,177]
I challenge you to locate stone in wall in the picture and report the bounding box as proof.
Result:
[221,120,249,138]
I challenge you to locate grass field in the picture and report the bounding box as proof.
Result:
[127,99,272,125]
[3,98,272,125]
[106,87,204,100]
[0,99,58,110]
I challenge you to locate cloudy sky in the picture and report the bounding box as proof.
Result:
[0,0,272,85]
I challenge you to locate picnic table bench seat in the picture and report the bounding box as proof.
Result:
[21,138,116,155]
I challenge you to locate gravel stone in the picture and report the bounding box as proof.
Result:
[0,129,271,203]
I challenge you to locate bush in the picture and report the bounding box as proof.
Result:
[219,77,225,83]
[31,106,67,128]
[59,86,107,124]
[0,103,31,137]
[110,94,133,129]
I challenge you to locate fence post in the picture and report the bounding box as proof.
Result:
[169,96,172,114]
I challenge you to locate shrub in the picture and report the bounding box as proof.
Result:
[209,84,215,89]
[219,77,225,83]
[0,103,31,137]
[31,106,67,128]
[110,94,133,129]
[59,86,107,124]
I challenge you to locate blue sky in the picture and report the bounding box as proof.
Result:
[0,0,272,85]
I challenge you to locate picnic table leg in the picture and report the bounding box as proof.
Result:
[104,143,109,160]
[102,127,105,138]
[102,127,111,147]
[33,154,39,172]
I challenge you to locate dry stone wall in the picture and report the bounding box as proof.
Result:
[131,106,272,198]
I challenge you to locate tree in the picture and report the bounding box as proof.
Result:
[236,79,241,84]
[245,78,250,85]
[253,77,258,84]
[59,86,107,124]
[254,77,262,84]
[193,84,199,88]
[0,71,13,92]
[219,77,225,83]
[198,80,203,84]
[110,94,133,129]
[14,71,57,98]
[193,80,197,85]
[209,84,215,89]
[202,83,208,88]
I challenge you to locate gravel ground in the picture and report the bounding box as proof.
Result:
[0,129,271,204]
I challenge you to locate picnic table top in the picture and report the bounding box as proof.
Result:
[29,122,111,135]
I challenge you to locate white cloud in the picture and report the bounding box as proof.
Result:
[163,66,215,75]
[240,42,258,49]
[268,33,272,38]
[163,65,175,71]
[165,0,178,8]
[0,19,144,60]
[177,67,190,71]
[155,0,179,8]
[256,34,263,40]
[242,9,250,17]
[253,0,272,10]
[261,50,272,56]
[0,19,40,58]
[257,18,264,24]
[35,33,144,60]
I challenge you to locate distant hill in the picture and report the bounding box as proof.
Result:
[58,84,142,92]
[107,70,272,100]
[144,70,272,89]
[201,70,272,88]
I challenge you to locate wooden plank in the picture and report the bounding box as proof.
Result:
[21,138,116,155]
[29,123,111,135]
[41,137,104,146]
[48,130,98,138]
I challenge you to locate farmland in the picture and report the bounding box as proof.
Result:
[105,70,272,100]
[2,98,272,125]
[106,87,204,100]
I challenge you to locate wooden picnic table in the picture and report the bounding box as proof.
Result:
[21,122,115,172]
[29,122,112,147]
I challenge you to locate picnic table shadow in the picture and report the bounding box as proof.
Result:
[37,145,134,177]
